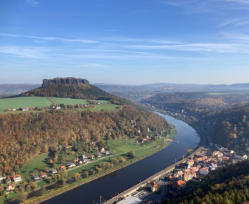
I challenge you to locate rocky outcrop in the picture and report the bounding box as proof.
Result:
[42,77,89,88]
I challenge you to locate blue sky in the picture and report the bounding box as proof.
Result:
[1,0,249,84]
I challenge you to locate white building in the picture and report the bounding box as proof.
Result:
[13,175,22,183]
[117,196,142,204]
[199,167,209,176]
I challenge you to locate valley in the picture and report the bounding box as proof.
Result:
[0,78,174,204]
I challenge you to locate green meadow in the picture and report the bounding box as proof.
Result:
[0,96,113,112]
[0,96,52,111]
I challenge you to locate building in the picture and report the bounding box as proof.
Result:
[21,107,29,111]
[80,154,88,160]
[105,151,111,156]
[61,165,66,170]
[150,181,158,192]
[41,172,47,179]
[117,195,142,204]
[243,154,248,160]
[6,184,15,192]
[66,163,76,168]
[187,159,195,168]
[212,151,223,158]
[175,180,186,190]
[13,174,22,183]
[33,175,40,181]
[184,171,195,182]
[96,152,102,158]
[199,167,209,176]
[51,169,57,174]
[0,175,5,183]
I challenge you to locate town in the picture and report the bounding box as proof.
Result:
[0,146,111,195]
[115,145,248,204]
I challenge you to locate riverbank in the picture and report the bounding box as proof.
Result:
[104,146,203,204]
[31,113,199,204]
[21,129,176,204]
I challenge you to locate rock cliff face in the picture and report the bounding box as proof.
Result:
[42,77,89,88]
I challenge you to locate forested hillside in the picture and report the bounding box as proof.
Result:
[144,92,249,153]
[209,104,249,153]
[0,105,170,175]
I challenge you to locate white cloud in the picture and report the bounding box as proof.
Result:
[0,33,98,44]
[0,46,50,58]
[165,0,249,11]
[222,32,249,42]
[125,40,249,54]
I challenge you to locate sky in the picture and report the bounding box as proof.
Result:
[1,0,249,85]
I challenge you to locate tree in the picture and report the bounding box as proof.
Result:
[0,185,4,196]
[73,173,81,182]
[127,151,136,159]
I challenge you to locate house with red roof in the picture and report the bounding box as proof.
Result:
[13,175,22,183]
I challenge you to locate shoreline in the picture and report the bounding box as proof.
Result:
[104,146,202,204]
[23,129,176,204]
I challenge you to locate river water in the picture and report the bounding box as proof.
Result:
[43,114,200,204]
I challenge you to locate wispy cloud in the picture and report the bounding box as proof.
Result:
[0,46,50,59]
[0,33,98,44]
[26,0,40,7]
[165,0,249,12]
[219,18,249,27]
[126,42,249,53]
[222,32,249,42]
[2,31,249,61]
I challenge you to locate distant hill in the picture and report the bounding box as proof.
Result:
[0,84,39,97]
[96,83,249,101]
[144,92,249,153]
[21,77,112,100]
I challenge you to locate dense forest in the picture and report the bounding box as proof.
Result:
[144,92,249,153]
[0,105,170,175]
[164,160,249,204]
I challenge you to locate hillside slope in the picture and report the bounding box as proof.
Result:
[144,92,249,153]
[0,77,172,175]
[21,77,111,100]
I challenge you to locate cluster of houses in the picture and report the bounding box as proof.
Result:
[0,147,111,194]
[6,105,61,112]
[55,148,111,172]
[120,146,249,203]
[6,107,30,112]
[0,174,22,192]
[166,147,248,191]
[5,101,105,112]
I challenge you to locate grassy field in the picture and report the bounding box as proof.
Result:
[0,96,52,111]
[87,104,119,112]
[51,97,88,105]
[20,154,48,180]
[0,96,114,112]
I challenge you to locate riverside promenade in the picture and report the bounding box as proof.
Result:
[104,146,203,204]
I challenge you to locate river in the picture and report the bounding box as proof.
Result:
[43,114,200,204]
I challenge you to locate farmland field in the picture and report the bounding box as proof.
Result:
[50,97,88,105]
[0,96,112,112]
[0,96,52,111]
